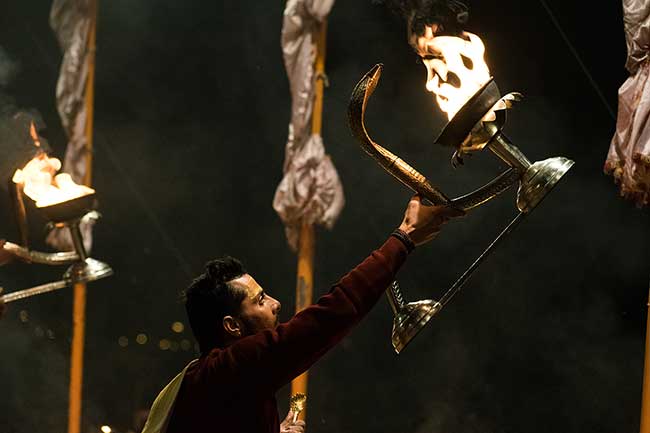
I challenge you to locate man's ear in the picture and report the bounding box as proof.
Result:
[223,315,242,338]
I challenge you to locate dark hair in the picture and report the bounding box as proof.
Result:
[376,0,469,37]
[184,256,247,353]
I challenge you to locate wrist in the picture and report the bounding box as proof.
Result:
[391,228,415,253]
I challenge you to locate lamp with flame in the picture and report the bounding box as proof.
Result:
[348,29,573,353]
[12,122,94,208]
[0,121,112,305]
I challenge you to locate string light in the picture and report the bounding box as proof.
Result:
[159,339,170,350]
[13,310,60,345]
[171,321,184,333]
[11,307,192,357]
[118,336,129,347]
[12,308,200,356]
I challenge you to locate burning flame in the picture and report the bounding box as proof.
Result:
[415,27,491,120]
[12,123,94,208]
[29,121,41,146]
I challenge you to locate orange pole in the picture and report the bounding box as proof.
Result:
[290,221,315,417]
[83,0,96,188]
[290,19,328,422]
[311,20,327,136]
[67,282,87,433]
[67,2,96,433]
[640,286,650,433]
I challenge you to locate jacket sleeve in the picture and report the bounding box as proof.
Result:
[203,235,410,391]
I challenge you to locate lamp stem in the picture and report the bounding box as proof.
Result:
[68,221,88,261]
[487,133,531,173]
[386,281,405,316]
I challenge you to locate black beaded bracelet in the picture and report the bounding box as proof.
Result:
[391,229,415,253]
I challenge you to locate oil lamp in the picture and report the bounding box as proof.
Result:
[0,115,112,304]
[348,30,573,353]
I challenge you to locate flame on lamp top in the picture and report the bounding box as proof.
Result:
[415,27,491,121]
[12,123,94,208]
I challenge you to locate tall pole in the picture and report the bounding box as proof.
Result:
[290,19,328,422]
[67,2,96,432]
[640,284,650,433]
[311,20,327,137]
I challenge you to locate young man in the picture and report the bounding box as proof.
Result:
[142,196,463,433]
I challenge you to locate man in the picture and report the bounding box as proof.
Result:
[142,196,463,433]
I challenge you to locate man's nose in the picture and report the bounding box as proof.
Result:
[273,299,281,315]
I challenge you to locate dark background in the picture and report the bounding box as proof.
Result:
[0,1,648,432]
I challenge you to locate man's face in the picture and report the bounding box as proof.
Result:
[228,274,281,336]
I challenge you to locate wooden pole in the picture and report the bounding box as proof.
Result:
[640,285,650,433]
[311,20,327,136]
[289,19,328,422]
[290,221,314,412]
[83,0,97,188]
[67,281,87,433]
[67,2,96,433]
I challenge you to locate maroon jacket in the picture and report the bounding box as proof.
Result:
[166,236,409,433]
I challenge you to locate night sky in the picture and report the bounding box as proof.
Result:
[0,1,648,433]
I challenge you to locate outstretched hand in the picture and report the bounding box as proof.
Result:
[280,410,306,433]
[398,195,465,246]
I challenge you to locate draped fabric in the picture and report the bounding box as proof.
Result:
[141,360,198,433]
[47,0,95,251]
[273,0,344,250]
[604,0,650,207]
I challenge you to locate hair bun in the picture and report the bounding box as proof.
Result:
[204,256,246,284]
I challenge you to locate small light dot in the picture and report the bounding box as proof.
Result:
[19,310,29,323]
[180,339,191,351]
[34,327,44,337]
[171,322,185,333]
[170,341,179,352]
[101,426,112,433]
[159,339,171,350]
[118,336,129,347]
[46,329,55,340]
[136,334,148,345]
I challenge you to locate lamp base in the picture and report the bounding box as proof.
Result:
[63,258,113,284]
[392,300,441,354]
[517,157,574,213]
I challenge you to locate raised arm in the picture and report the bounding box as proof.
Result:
[204,197,463,390]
